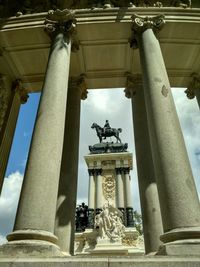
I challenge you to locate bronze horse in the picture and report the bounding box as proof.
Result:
[91,123,122,143]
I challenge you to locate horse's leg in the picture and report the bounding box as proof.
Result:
[115,133,121,143]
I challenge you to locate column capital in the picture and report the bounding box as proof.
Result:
[69,74,88,100]
[12,79,29,104]
[122,167,130,175]
[129,14,165,49]
[115,168,122,175]
[185,73,200,99]
[45,9,79,52]
[124,72,142,99]
[95,169,102,176]
[88,169,94,176]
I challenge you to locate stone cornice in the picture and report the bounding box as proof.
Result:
[69,74,88,100]
[1,8,200,31]
[124,73,143,98]
[185,73,200,99]
[0,1,197,18]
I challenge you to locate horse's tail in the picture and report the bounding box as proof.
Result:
[118,128,122,133]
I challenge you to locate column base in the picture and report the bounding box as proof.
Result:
[0,229,64,258]
[0,240,63,258]
[157,227,200,256]
[157,239,200,256]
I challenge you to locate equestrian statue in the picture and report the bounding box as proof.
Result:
[91,120,122,143]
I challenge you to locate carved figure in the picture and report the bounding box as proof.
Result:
[91,122,122,143]
[95,203,125,242]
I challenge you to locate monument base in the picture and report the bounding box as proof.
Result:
[0,256,200,267]
[157,239,200,256]
[0,240,63,258]
[91,239,128,255]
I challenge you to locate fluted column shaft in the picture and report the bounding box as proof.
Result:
[54,75,87,255]
[131,15,200,253]
[5,10,77,254]
[123,168,132,208]
[96,169,103,212]
[116,168,124,208]
[125,75,163,254]
[88,169,95,209]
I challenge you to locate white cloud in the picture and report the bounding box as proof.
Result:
[0,172,23,244]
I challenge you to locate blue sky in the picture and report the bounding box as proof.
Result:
[0,87,199,244]
[5,93,41,176]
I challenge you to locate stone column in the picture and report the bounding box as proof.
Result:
[185,73,200,109]
[95,168,103,214]
[123,167,134,227]
[87,169,95,229]
[125,74,163,254]
[0,79,29,193]
[116,168,124,209]
[1,10,77,257]
[54,75,87,255]
[116,167,125,223]
[131,14,200,255]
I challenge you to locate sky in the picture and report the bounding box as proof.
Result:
[0,87,199,244]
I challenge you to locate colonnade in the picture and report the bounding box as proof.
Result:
[0,9,199,257]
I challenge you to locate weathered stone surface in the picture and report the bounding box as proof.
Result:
[0,256,200,267]
[0,0,199,18]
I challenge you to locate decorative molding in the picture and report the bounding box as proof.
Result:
[12,79,29,104]
[44,9,79,51]
[88,169,94,176]
[124,72,143,98]
[185,73,200,99]
[0,1,194,18]
[0,75,9,133]
[69,74,88,100]
[95,168,102,176]
[122,167,130,175]
[129,14,165,48]
[102,175,116,201]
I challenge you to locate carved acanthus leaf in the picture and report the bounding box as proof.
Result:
[124,73,142,98]
[185,73,200,99]
[12,79,29,104]
[69,74,88,100]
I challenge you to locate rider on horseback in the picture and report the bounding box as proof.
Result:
[103,120,111,139]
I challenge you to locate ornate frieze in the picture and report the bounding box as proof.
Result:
[185,73,200,99]
[0,75,9,133]
[45,9,79,51]
[102,174,116,200]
